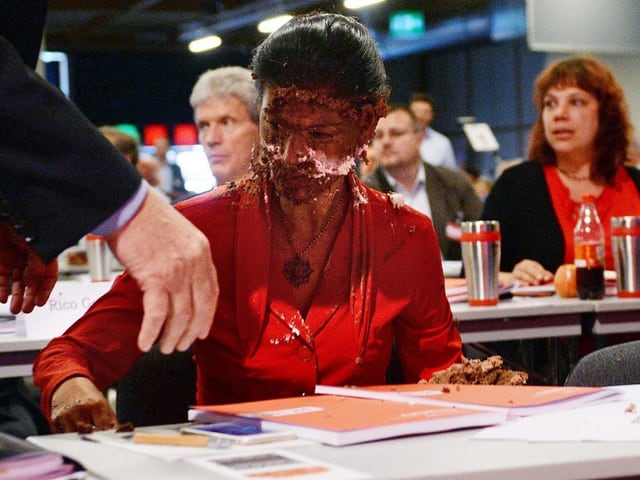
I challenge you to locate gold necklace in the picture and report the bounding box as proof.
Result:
[278,190,344,287]
[557,166,590,182]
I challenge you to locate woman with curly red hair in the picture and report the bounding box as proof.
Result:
[483,56,640,285]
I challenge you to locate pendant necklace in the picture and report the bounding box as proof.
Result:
[278,190,344,287]
[557,166,590,182]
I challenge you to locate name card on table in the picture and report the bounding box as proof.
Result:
[14,280,113,339]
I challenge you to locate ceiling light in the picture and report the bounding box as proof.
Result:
[258,15,293,34]
[344,0,386,9]
[188,35,222,53]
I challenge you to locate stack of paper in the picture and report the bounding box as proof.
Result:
[190,384,623,447]
[190,394,506,447]
[315,384,623,417]
[445,278,514,303]
[0,432,85,479]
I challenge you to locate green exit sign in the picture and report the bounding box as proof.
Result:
[389,11,426,37]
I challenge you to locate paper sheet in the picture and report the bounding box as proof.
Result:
[77,429,367,479]
[186,449,369,479]
[80,428,313,462]
[474,385,640,442]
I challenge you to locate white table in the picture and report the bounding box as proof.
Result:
[0,335,49,378]
[0,278,112,379]
[452,295,600,385]
[452,296,591,343]
[3,295,640,381]
[591,296,640,335]
[30,420,640,480]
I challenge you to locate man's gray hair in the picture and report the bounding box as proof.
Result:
[189,66,259,123]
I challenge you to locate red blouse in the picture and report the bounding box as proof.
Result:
[34,173,462,419]
[544,166,640,269]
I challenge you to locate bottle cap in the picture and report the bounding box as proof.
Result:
[581,194,596,203]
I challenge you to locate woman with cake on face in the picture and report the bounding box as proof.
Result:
[33,12,463,433]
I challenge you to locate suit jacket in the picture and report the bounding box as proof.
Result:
[1,0,47,69]
[364,162,483,260]
[482,161,640,272]
[0,2,141,263]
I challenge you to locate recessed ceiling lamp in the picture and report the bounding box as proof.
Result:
[188,35,222,53]
[258,14,293,34]
[344,0,386,9]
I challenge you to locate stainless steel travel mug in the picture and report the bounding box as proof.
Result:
[611,216,640,297]
[460,220,501,306]
[86,234,112,282]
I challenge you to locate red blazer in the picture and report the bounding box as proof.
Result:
[34,173,461,416]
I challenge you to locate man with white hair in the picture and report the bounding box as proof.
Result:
[190,67,260,185]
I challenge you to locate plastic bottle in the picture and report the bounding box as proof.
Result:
[573,194,605,299]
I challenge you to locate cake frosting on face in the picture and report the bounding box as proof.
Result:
[424,355,528,385]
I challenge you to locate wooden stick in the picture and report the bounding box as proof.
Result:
[132,431,209,447]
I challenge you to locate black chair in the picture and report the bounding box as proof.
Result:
[113,345,196,426]
[564,340,640,387]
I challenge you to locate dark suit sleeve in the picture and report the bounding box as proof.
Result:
[0,0,47,69]
[0,36,141,263]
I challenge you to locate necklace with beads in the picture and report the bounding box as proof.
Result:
[557,165,590,182]
[278,190,344,287]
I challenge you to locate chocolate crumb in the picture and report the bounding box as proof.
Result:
[426,356,528,386]
[116,422,135,432]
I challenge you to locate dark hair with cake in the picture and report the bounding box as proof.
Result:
[251,12,390,105]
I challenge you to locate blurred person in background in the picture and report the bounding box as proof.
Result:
[366,105,482,261]
[409,92,457,170]
[480,56,640,382]
[136,154,164,191]
[483,56,640,286]
[461,164,493,201]
[99,126,139,166]
[189,66,260,185]
[153,136,191,202]
[99,126,167,199]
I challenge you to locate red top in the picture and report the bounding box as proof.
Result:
[544,166,640,269]
[34,173,462,419]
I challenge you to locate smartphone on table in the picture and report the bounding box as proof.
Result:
[180,423,296,445]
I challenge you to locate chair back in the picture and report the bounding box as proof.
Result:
[565,341,640,386]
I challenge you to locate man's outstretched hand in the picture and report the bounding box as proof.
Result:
[107,188,219,353]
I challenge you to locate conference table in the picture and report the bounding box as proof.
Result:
[0,278,112,379]
[452,295,592,343]
[8,289,640,478]
[29,426,640,480]
[0,336,48,378]
[28,384,640,480]
[3,293,640,382]
[453,294,640,385]
[592,295,640,335]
